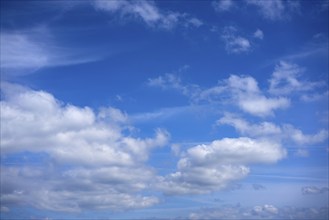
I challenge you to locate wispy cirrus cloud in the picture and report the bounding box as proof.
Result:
[212,0,300,21]
[92,0,203,29]
[269,61,324,95]
[212,0,235,12]
[246,0,300,21]
[0,30,101,76]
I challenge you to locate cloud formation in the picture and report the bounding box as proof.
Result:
[246,0,300,20]
[221,26,251,54]
[157,137,286,195]
[301,186,329,195]
[0,31,99,76]
[148,68,291,117]
[218,113,328,145]
[92,0,202,29]
[253,29,264,39]
[269,61,323,95]
[212,0,235,12]
[0,83,169,211]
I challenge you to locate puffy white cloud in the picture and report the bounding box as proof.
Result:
[157,137,286,195]
[226,75,290,116]
[218,113,328,145]
[246,0,300,20]
[92,0,202,29]
[212,0,235,12]
[0,83,169,211]
[221,26,251,54]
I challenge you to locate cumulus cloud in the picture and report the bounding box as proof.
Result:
[221,26,251,54]
[225,75,290,116]
[148,69,291,117]
[92,0,202,29]
[0,83,169,211]
[212,0,235,12]
[246,0,300,20]
[218,113,328,145]
[157,137,286,195]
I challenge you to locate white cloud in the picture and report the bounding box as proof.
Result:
[212,0,235,12]
[300,90,328,102]
[269,61,322,95]
[92,0,202,29]
[149,70,290,117]
[0,83,169,211]
[253,29,264,39]
[226,75,290,116]
[157,137,286,195]
[218,113,281,136]
[147,72,201,99]
[246,0,300,20]
[221,26,251,54]
[301,186,329,195]
[218,113,328,145]
[0,31,100,76]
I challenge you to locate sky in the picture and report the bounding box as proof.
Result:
[0,0,328,219]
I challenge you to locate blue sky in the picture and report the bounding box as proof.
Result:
[0,0,328,219]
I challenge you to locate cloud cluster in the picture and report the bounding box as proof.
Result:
[92,0,202,29]
[149,69,290,117]
[246,0,300,20]
[157,137,286,195]
[0,83,169,211]
[269,61,323,95]
[218,113,328,145]
[149,60,327,117]
[212,0,300,21]
[221,26,251,54]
